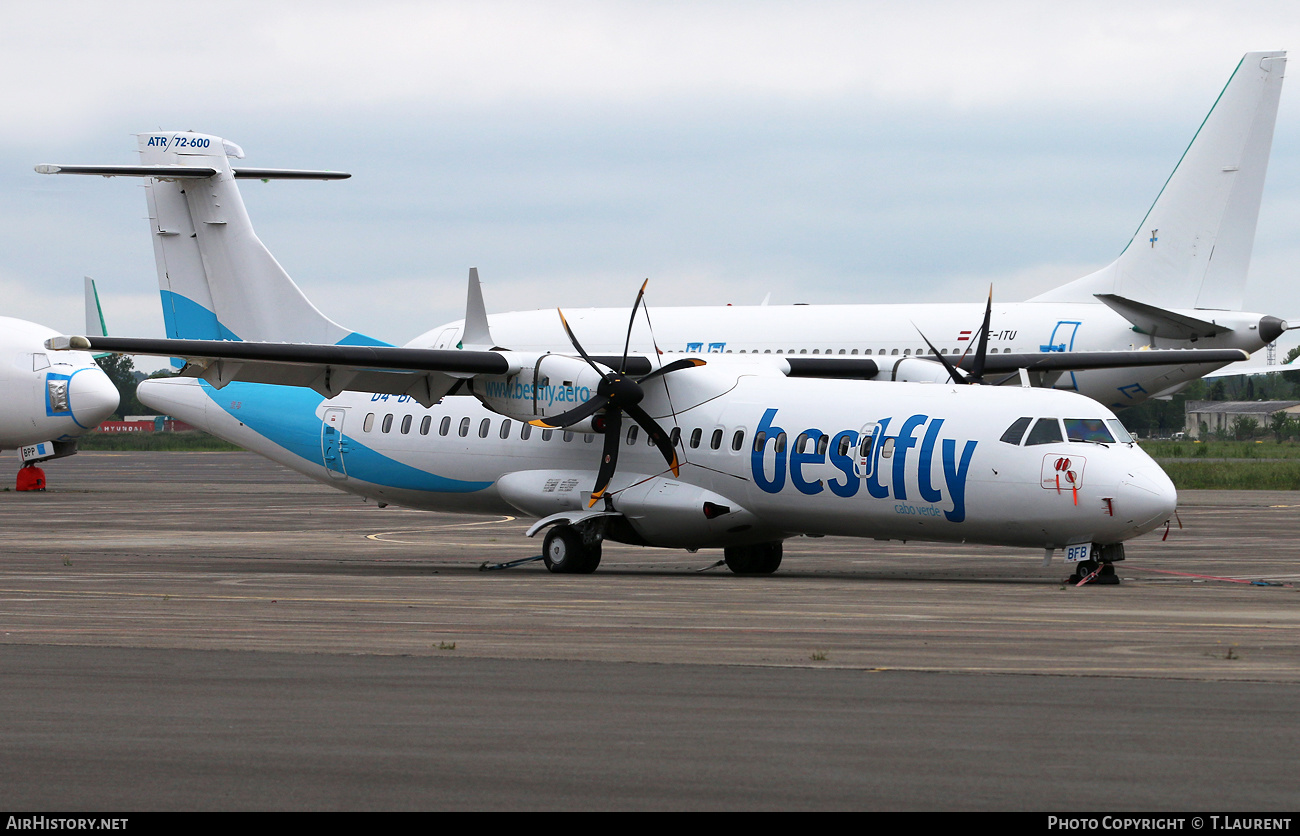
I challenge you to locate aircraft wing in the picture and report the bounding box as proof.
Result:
[974,349,1249,373]
[46,335,513,407]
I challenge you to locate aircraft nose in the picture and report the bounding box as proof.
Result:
[1116,463,1178,534]
[68,365,120,430]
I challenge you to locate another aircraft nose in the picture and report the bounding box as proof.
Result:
[1116,463,1178,535]
[68,365,120,430]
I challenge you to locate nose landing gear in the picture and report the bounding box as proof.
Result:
[1069,543,1123,586]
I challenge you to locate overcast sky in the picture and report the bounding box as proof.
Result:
[3,1,1299,367]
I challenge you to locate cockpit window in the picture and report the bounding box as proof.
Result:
[1064,418,1115,444]
[1106,419,1135,444]
[1024,418,1064,446]
[1000,417,1032,445]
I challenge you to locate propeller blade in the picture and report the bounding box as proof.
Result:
[620,279,648,373]
[528,394,610,429]
[588,409,623,507]
[969,286,993,381]
[914,326,965,384]
[637,356,705,384]
[625,402,680,477]
[557,308,605,377]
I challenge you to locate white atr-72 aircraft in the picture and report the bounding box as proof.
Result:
[38,131,1193,580]
[0,299,119,469]
[417,51,1289,410]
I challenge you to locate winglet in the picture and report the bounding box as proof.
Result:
[461,267,496,350]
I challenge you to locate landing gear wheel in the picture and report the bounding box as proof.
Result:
[542,526,602,574]
[723,542,783,575]
[1094,561,1120,585]
[1069,558,1119,585]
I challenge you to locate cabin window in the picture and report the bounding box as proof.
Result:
[627,425,639,446]
[563,431,575,443]
[812,349,820,355]
[816,434,829,456]
[542,429,553,441]
[584,434,594,443]
[1064,418,1114,444]
[669,427,681,448]
[732,430,745,451]
[521,423,533,440]
[364,413,375,432]
[795,432,811,454]
[753,431,767,453]
[1025,418,1064,446]
[880,437,895,458]
[710,429,723,450]
[774,432,787,454]
[382,414,393,433]
[891,349,899,356]
[1000,416,1032,446]
[439,416,451,436]
[851,349,859,355]
[458,417,470,438]
[690,428,702,449]
[859,433,874,459]
[420,416,431,435]
[837,434,853,457]
[499,419,512,439]
[400,415,412,434]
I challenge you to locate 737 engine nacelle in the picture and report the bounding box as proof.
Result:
[472,353,608,430]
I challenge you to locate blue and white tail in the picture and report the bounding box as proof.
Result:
[40,132,384,347]
[1032,51,1285,311]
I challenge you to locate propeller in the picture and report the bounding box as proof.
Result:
[531,281,704,506]
[917,286,994,384]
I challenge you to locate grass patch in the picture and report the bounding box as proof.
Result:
[1158,460,1300,490]
[77,431,243,452]
[1140,440,1300,459]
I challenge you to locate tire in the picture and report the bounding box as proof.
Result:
[724,542,783,575]
[543,526,602,574]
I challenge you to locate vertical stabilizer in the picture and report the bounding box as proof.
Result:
[460,267,496,350]
[1031,51,1285,310]
[135,132,384,346]
[84,277,107,337]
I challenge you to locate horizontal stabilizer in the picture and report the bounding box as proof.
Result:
[231,168,351,180]
[36,164,217,179]
[1094,294,1235,340]
[36,164,349,180]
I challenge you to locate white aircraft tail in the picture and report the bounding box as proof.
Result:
[38,133,377,347]
[1032,51,1285,311]
[133,132,383,345]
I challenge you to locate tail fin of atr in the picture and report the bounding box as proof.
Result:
[1031,51,1286,311]
[40,133,384,348]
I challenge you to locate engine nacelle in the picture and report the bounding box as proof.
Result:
[473,353,607,428]
[887,356,964,384]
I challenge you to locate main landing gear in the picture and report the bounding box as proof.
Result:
[723,542,783,575]
[542,525,603,574]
